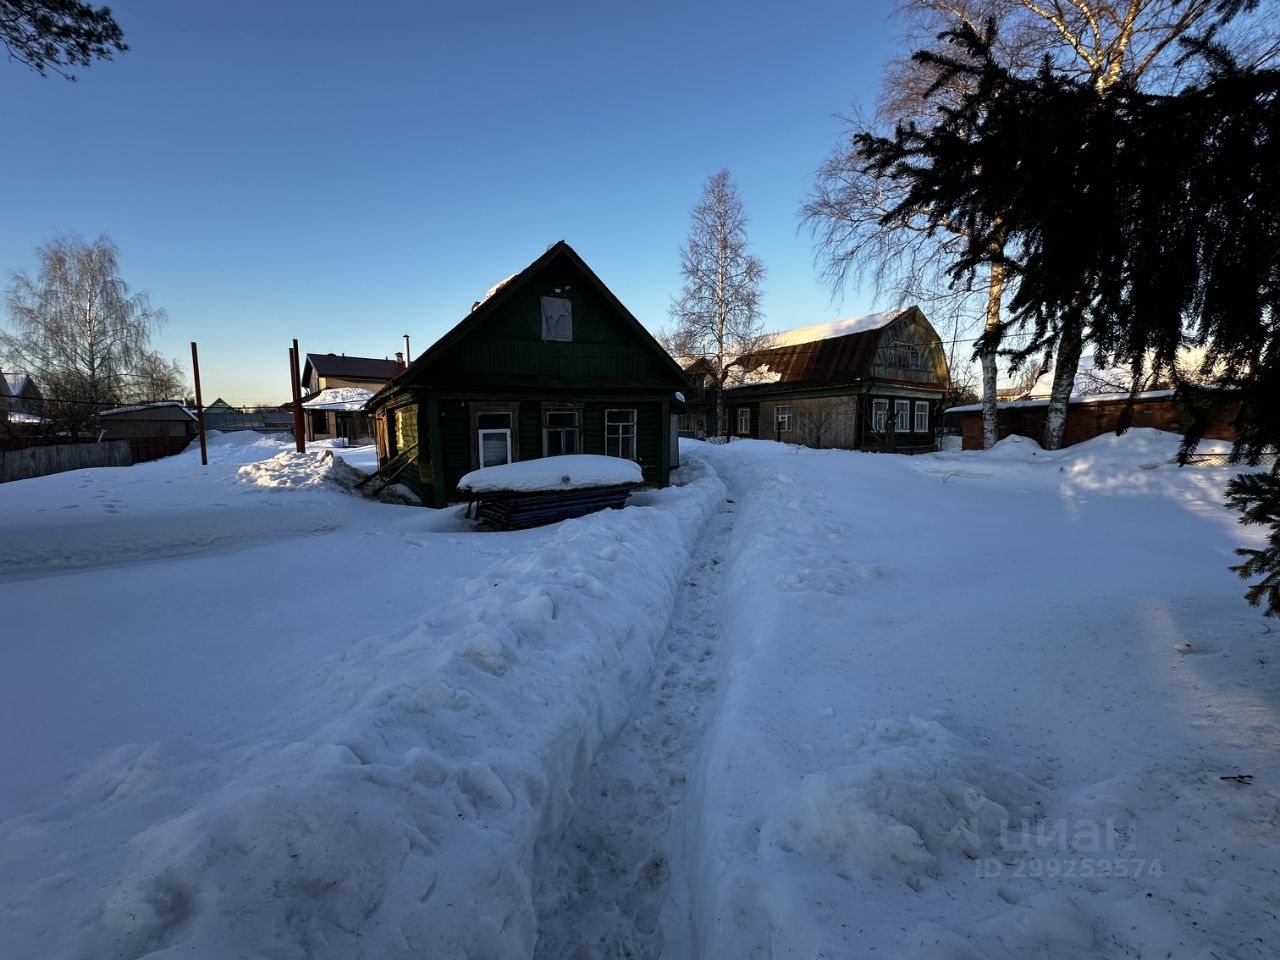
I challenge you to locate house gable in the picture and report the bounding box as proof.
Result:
[381,242,687,396]
[868,308,949,388]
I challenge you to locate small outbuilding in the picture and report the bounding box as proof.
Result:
[97,401,198,462]
[366,241,689,507]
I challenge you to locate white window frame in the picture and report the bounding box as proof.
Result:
[774,404,793,433]
[604,408,637,460]
[477,428,512,468]
[872,399,888,433]
[895,399,911,432]
[914,401,929,433]
[737,407,751,434]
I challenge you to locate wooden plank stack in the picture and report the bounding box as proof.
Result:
[469,484,636,530]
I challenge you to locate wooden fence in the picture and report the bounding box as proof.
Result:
[0,440,132,484]
[128,435,193,463]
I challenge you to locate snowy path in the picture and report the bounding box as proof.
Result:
[532,467,738,958]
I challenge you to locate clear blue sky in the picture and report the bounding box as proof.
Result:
[3,0,905,403]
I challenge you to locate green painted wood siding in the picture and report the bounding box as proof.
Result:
[436,398,666,495]
[421,260,677,388]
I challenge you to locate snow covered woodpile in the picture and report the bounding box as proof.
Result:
[458,455,644,529]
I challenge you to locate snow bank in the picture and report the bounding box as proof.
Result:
[670,434,1278,960]
[0,447,725,958]
[458,454,643,494]
[238,448,366,491]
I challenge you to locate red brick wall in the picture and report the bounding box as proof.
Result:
[958,395,1239,450]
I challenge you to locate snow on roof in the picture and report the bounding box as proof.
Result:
[945,388,1177,414]
[98,401,197,420]
[301,387,375,411]
[770,309,904,348]
[7,411,43,424]
[458,454,643,495]
[474,273,518,310]
[1023,354,1137,399]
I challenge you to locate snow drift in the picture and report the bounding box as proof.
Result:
[0,446,724,959]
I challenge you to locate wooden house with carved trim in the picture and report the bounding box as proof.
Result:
[365,242,689,507]
[723,306,948,452]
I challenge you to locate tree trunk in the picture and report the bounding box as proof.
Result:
[1042,308,1086,450]
[980,260,1005,449]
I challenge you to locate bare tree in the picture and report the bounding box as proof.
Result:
[997,0,1220,448]
[806,0,1242,450]
[803,1,1024,451]
[126,351,189,404]
[1,0,126,79]
[2,234,182,427]
[670,169,770,437]
[795,397,857,449]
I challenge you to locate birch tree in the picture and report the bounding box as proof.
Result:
[2,234,180,425]
[670,170,769,437]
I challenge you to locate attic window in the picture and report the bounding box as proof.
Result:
[541,296,573,342]
[888,341,921,369]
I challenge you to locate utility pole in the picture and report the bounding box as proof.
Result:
[190,341,208,466]
[289,341,305,453]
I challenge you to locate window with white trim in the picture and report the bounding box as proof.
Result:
[872,399,888,432]
[605,408,637,459]
[544,408,579,455]
[895,400,911,432]
[914,401,929,433]
[737,407,750,434]
[476,411,512,468]
[774,404,792,432]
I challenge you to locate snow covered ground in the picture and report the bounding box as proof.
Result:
[1,429,1276,959]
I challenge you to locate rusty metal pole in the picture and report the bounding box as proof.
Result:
[191,341,208,466]
[290,339,305,452]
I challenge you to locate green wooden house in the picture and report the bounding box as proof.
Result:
[366,241,689,507]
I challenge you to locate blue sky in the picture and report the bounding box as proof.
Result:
[3,0,906,403]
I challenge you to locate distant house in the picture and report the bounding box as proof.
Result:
[366,241,689,507]
[673,356,717,438]
[201,397,293,434]
[2,372,43,423]
[300,353,405,444]
[722,306,949,453]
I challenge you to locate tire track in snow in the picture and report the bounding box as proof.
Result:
[532,476,738,959]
